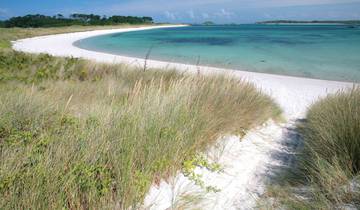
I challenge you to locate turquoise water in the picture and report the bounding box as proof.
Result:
[74,25,360,82]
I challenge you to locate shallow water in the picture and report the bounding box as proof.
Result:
[74,25,360,82]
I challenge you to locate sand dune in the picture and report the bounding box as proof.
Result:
[12,25,355,209]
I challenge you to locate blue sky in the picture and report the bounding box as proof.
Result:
[1,0,360,23]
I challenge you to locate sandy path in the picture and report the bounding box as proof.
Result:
[12,25,356,209]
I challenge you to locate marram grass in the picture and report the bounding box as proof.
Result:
[260,87,360,209]
[0,27,281,209]
[302,87,360,174]
[0,74,280,209]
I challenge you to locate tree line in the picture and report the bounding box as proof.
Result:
[0,14,153,28]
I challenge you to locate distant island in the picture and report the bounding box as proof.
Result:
[257,20,360,25]
[202,21,215,25]
[193,22,241,26]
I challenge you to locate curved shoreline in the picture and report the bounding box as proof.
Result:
[11,25,357,209]
[12,25,354,119]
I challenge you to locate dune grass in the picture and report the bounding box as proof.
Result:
[302,87,360,174]
[0,27,281,209]
[261,87,360,209]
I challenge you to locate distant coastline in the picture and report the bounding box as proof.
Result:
[190,20,360,27]
[257,20,360,25]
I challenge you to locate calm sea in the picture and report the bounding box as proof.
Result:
[74,25,360,82]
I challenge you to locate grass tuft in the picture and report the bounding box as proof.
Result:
[261,87,360,209]
[301,87,360,174]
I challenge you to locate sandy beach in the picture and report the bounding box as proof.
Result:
[12,25,355,209]
[12,25,354,119]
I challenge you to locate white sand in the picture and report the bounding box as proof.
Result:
[12,25,356,209]
[143,120,286,209]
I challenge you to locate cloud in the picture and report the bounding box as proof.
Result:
[202,12,210,19]
[2,0,358,23]
[187,10,195,19]
[214,9,235,19]
[0,8,8,15]
[108,0,360,13]
[262,0,360,7]
[164,11,177,20]
[0,8,9,19]
[103,0,360,21]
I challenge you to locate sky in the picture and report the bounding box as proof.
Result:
[1,0,360,23]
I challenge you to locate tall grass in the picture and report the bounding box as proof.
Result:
[0,27,281,209]
[302,87,360,174]
[0,74,279,209]
[261,87,360,209]
[298,87,360,208]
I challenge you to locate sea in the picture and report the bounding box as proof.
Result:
[74,25,360,82]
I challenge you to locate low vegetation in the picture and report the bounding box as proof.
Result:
[262,87,360,209]
[0,27,281,209]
